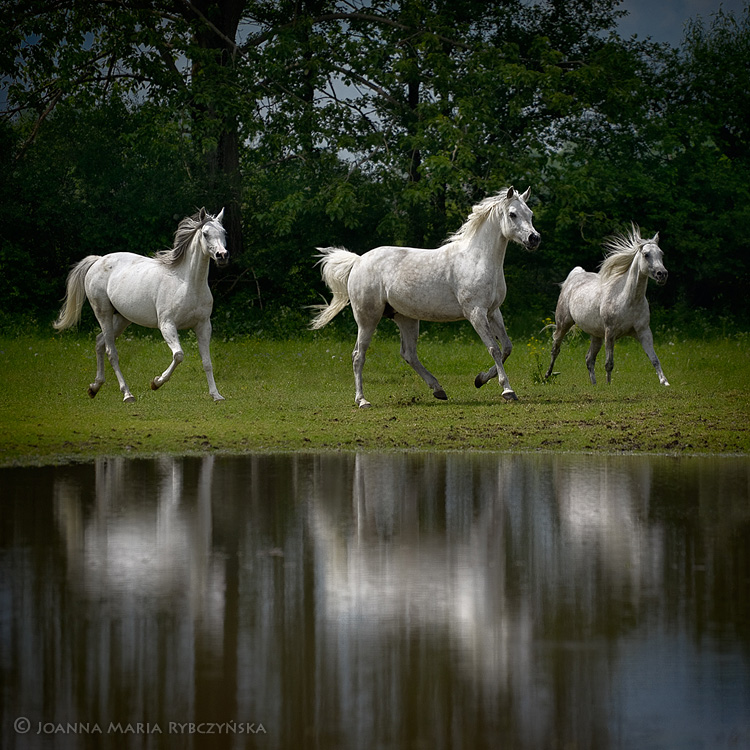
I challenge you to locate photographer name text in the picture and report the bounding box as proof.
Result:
[14,717,266,736]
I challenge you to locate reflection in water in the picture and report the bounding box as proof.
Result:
[1,453,749,749]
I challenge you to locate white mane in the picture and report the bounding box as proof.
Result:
[444,190,514,245]
[155,211,207,266]
[599,224,653,281]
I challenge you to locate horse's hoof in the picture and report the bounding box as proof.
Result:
[502,389,518,401]
[150,378,161,391]
[212,394,225,402]
[88,386,98,399]
[123,395,136,404]
[433,388,448,400]
[474,374,486,389]
[357,400,372,409]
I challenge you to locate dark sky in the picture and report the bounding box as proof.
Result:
[616,0,745,45]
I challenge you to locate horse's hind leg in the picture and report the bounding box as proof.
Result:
[395,315,447,400]
[351,320,377,408]
[586,336,604,385]
[89,332,107,398]
[545,317,575,379]
[474,309,512,389]
[89,313,133,401]
[604,330,617,384]
[152,321,184,392]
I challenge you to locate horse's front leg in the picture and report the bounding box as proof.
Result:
[636,327,670,386]
[468,308,517,400]
[474,309,512,389]
[194,319,224,401]
[152,321,184,391]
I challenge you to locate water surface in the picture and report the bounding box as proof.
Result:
[1,453,749,749]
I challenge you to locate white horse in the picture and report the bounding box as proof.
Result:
[545,224,669,386]
[54,208,228,402]
[310,187,541,408]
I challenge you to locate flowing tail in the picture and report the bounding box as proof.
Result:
[309,246,361,329]
[53,255,101,330]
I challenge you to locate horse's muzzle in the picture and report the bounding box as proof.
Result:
[215,252,229,267]
[526,233,541,250]
[655,270,668,285]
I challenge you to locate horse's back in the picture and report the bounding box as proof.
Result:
[349,244,468,322]
[85,252,182,328]
[351,244,449,288]
[87,253,163,297]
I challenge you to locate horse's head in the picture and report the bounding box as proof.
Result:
[199,207,229,267]
[638,232,667,286]
[504,187,541,251]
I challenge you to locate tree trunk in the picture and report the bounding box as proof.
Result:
[190,0,245,254]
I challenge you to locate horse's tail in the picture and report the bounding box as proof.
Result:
[309,246,360,330]
[53,256,100,330]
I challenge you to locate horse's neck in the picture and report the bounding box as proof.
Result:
[182,237,210,287]
[469,221,508,267]
[607,254,646,302]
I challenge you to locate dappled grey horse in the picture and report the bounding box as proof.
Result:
[545,224,669,386]
[310,187,540,407]
[54,208,228,402]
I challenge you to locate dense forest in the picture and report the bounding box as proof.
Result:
[1,0,748,337]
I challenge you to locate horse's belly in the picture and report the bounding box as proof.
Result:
[107,277,161,328]
[388,291,465,322]
[564,275,604,337]
[570,304,605,337]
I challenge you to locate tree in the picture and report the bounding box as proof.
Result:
[5,0,746,329]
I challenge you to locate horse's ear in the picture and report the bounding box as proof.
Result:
[521,187,531,202]
[199,207,207,222]
[215,207,225,224]
[506,186,515,200]
[651,232,659,243]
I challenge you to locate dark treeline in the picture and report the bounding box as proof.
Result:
[1,0,748,337]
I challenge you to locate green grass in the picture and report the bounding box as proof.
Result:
[1,327,748,465]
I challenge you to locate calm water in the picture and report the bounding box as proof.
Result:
[1,452,749,750]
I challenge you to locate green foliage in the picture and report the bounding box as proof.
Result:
[0,0,748,332]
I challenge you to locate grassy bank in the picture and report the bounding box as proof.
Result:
[1,327,748,466]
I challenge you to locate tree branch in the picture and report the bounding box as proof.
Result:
[242,11,470,52]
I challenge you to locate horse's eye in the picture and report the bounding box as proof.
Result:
[509,211,517,219]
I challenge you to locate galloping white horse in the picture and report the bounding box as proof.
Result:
[310,187,541,408]
[54,208,228,402]
[545,224,669,386]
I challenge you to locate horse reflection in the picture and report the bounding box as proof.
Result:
[553,457,660,602]
[309,453,538,734]
[308,453,670,748]
[54,455,225,636]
